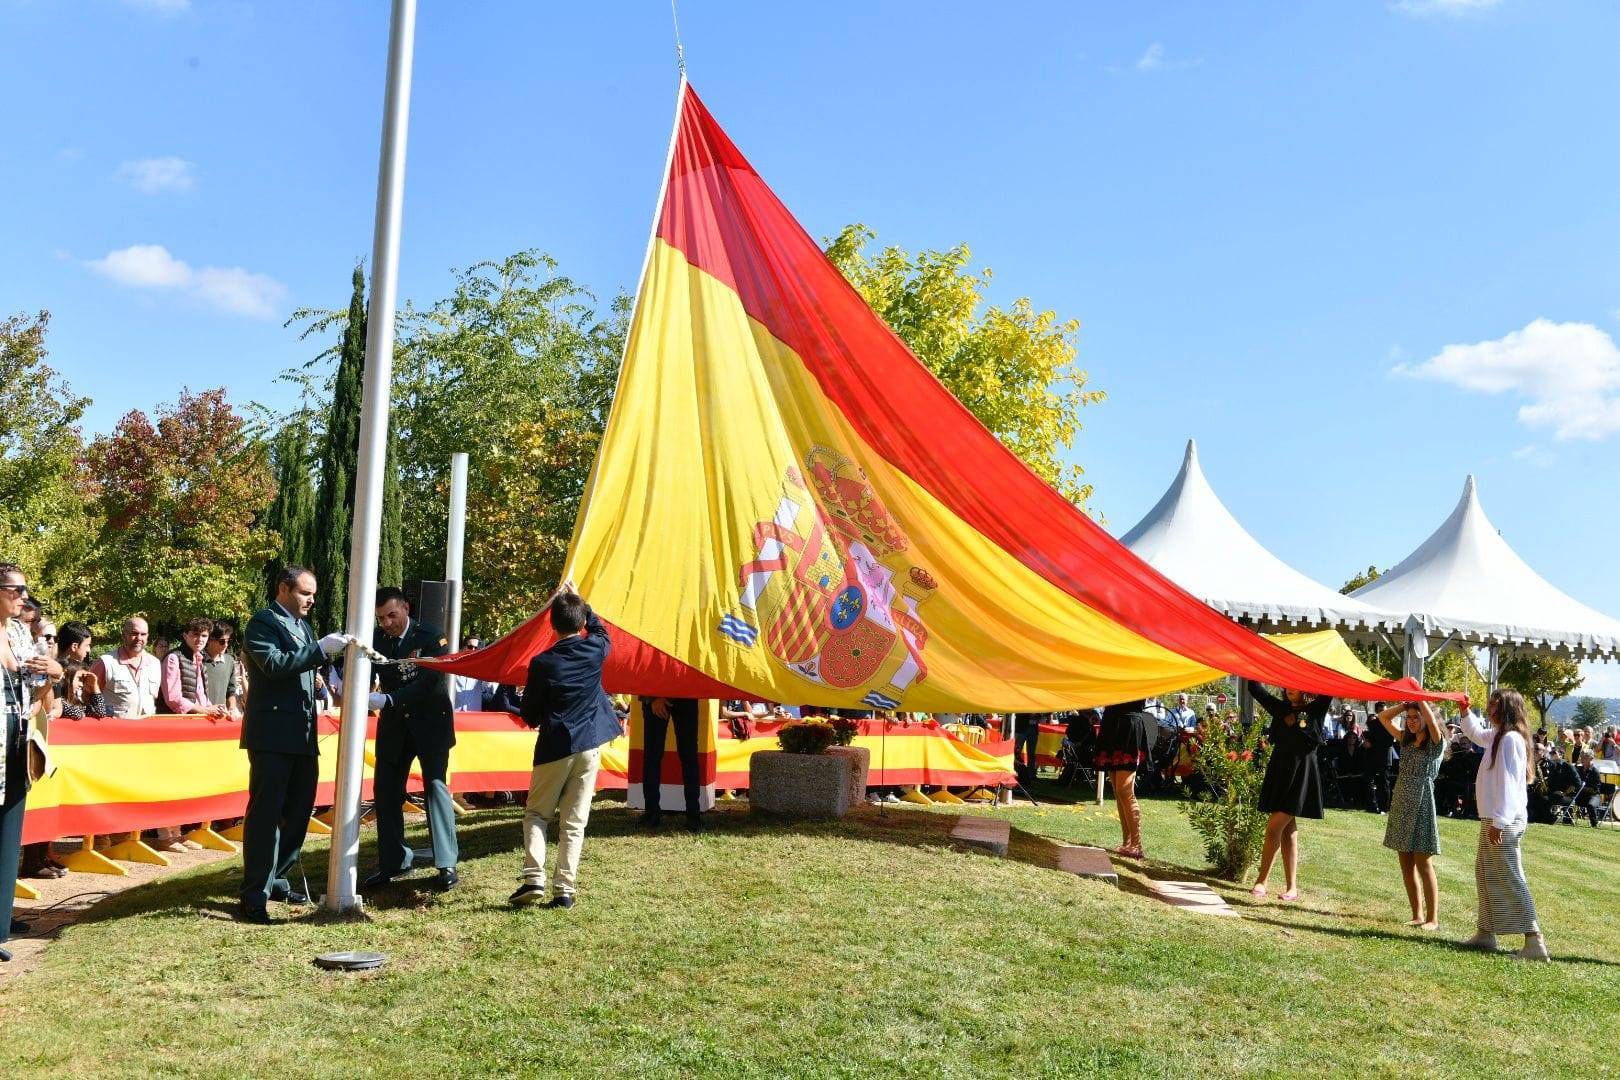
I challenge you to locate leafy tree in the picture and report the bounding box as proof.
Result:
[0,311,96,616]
[1499,653,1584,729]
[388,251,626,634]
[824,224,1104,507]
[79,389,277,630]
[1571,696,1610,729]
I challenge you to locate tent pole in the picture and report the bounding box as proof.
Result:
[1402,617,1427,687]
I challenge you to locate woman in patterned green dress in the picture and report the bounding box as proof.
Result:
[1375,700,1445,930]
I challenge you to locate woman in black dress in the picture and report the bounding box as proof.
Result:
[1247,680,1331,901]
[1094,700,1159,859]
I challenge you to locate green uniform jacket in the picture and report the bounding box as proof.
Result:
[240,604,326,756]
[373,618,455,764]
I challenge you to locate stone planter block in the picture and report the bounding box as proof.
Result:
[749,750,856,819]
[827,745,870,806]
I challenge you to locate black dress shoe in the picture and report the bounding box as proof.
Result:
[546,894,575,910]
[433,867,459,892]
[0,946,11,962]
[360,869,402,894]
[684,816,705,834]
[509,883,546,907]
[237,904,276,925]
[282,890,310,905]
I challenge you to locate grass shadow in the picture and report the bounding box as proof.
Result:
[1242,912,1620,967]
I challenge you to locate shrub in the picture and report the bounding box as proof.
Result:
[1179,717,1272,881]
[777,718,837,755]
[829,716,861,746]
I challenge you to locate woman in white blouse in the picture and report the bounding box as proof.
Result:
[1458,688,1548,961]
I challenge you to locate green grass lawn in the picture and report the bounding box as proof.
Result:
[2,783,1617,1078]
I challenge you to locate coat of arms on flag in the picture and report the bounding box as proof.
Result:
[718,447,936,710]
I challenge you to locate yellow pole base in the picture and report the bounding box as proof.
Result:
[314,807,337,826]
[183,825,238,852]
[58,848,128,876]
[15,880,40,900]
[901,786,934,806]
[719,790,737,802]
[100,839,171,866]
[305,815,332,835]
[963,787,995,803]
[218,822,246,842]
[931,788,966,805]
[402,800,424,816]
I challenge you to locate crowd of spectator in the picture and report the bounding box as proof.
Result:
[8,583,1619,887]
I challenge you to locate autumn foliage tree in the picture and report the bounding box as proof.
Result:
[80,388,278,629]
[824,224,1104,507]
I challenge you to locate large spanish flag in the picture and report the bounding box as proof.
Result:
[437,82,1450,710]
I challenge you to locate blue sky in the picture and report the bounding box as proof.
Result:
[6,0,1620,690]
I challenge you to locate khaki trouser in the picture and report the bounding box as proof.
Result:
[522,747,601,896]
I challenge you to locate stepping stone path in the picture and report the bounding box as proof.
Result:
[1143,879,1237,917]
[950,814,1010,856]
[1054,844,1118,886]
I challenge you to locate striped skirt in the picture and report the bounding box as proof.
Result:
[1473,821,1539,935]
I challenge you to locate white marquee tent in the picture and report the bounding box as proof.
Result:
[1350,475,1620,669]
[1120,440,1397,634]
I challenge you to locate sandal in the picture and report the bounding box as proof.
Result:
[1250,884,1268,898]
[1280,890,1299,902]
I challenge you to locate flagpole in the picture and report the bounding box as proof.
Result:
[324,0,418,913]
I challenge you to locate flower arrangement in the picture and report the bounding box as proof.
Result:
[1179,716,1272,881]
[777,718,837,755]
[829,715,861,746]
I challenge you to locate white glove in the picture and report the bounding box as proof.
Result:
[368,692,389,712]
[318,632,351,657]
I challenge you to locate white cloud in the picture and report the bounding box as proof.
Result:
[1130,41,1201,74]
[87,243,286,319]
[1511,444,1554,468]
[120,0,190,13]
[116,156,194,194]
[89,244,191,288]
[1392,0,1503,16]
[1393,318,1620,441]
[190,266,287,318]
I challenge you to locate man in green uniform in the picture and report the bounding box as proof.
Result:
[361,586,459,892]
[238,565,350,924]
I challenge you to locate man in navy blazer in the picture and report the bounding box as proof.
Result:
[509,582,621,909]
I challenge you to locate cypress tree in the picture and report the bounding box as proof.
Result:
[312,266,366,632]
[263,423,317,596]
[378,413,404,589]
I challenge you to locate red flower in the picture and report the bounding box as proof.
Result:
[1240,750,1253,762]
[1225,751,1238,761]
